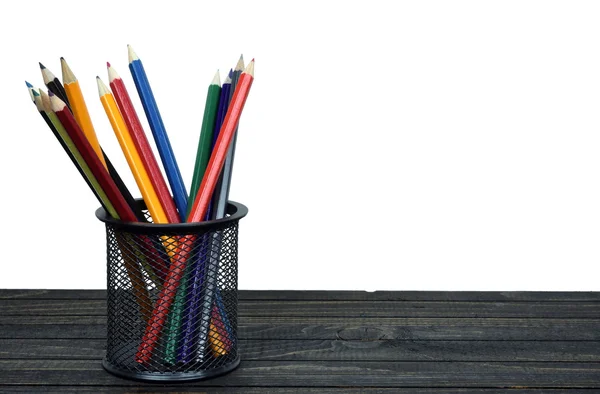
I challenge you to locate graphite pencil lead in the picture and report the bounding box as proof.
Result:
[61,57,77,84]
[234,55,244,71]
[128,44,139,63]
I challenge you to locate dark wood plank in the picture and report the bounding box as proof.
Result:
[1,360,599,387]
[2,289,600,302]
[0,388,585,393]
[2,339,600,362]
[0,290,107,300]
[2,299,599,318]
[2,317,599,340]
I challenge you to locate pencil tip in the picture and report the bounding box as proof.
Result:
[244,60,255,77]
[25,81,33,88]
[107,61,111,68]
[212,70,221,85]
[48,90,54,96]
[234,55,245,71]
[60,57,64,61]
[128,45,139,63]
[39,62,46,69]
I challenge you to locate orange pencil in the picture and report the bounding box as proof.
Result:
[97,77,169,224]
[61,58,108,169]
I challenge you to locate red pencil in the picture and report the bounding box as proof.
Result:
[50,92,138,222]
[108,63,180,224]
[49,92,152,322]
[188,60,255,223]
[135,60,255,363]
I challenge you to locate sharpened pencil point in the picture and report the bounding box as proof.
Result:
[234,55,245,71]
[128,45,139,63]
[211,70,221,85]
[25,81,33,88]
[39,62,46,70]
[244,60,255,77]
[49,91,67,113]
[31,89,40,97]
[97,76,110,97]
[61,57,77,84]
[107,62,111,68]
[107,64,120,83]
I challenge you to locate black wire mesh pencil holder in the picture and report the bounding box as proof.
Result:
[96,200,248,382]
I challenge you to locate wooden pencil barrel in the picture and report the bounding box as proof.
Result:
[96,200,247,382]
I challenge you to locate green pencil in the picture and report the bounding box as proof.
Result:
[187,71,222,215]
[163,71,222,363]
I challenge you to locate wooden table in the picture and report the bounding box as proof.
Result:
[0,289,599,392]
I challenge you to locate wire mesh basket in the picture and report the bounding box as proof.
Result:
[95,200,248,382]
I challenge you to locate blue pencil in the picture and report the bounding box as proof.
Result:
[128,45,188,221]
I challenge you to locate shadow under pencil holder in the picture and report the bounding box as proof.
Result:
[96,200,248,382]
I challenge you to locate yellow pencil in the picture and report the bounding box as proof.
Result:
[61,58,108,169]
[96,77,169,224]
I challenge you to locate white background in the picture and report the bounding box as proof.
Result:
[1,1,599,290]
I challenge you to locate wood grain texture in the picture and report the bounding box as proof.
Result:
[0,289,599,391]
[2,289,600,301]
[1,360,600,387]
[2,317,600,340]
[1,339,600,362]
[2,299,599,318]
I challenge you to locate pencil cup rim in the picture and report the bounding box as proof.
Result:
[95,199,248,234]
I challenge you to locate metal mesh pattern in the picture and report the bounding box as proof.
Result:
[99,202,245,381]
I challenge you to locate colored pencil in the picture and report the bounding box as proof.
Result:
[61,61,164,285]
[50,92,152,321]
[61,57,108,169]
[135,60,254,364]
[177,70,234,361]
[187,71,221,217]
[40,62,70,109]
[166,71,221,362]
[26,81,35,102]
[128,45,188,221]
[36,91,159,291]
[188,59,254,223]
[34,89,118,219]
[98,75,178,280]
[108,63,180,224]
[211,56,244,220]
[97,76,170,225]
[41,63,146,222]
